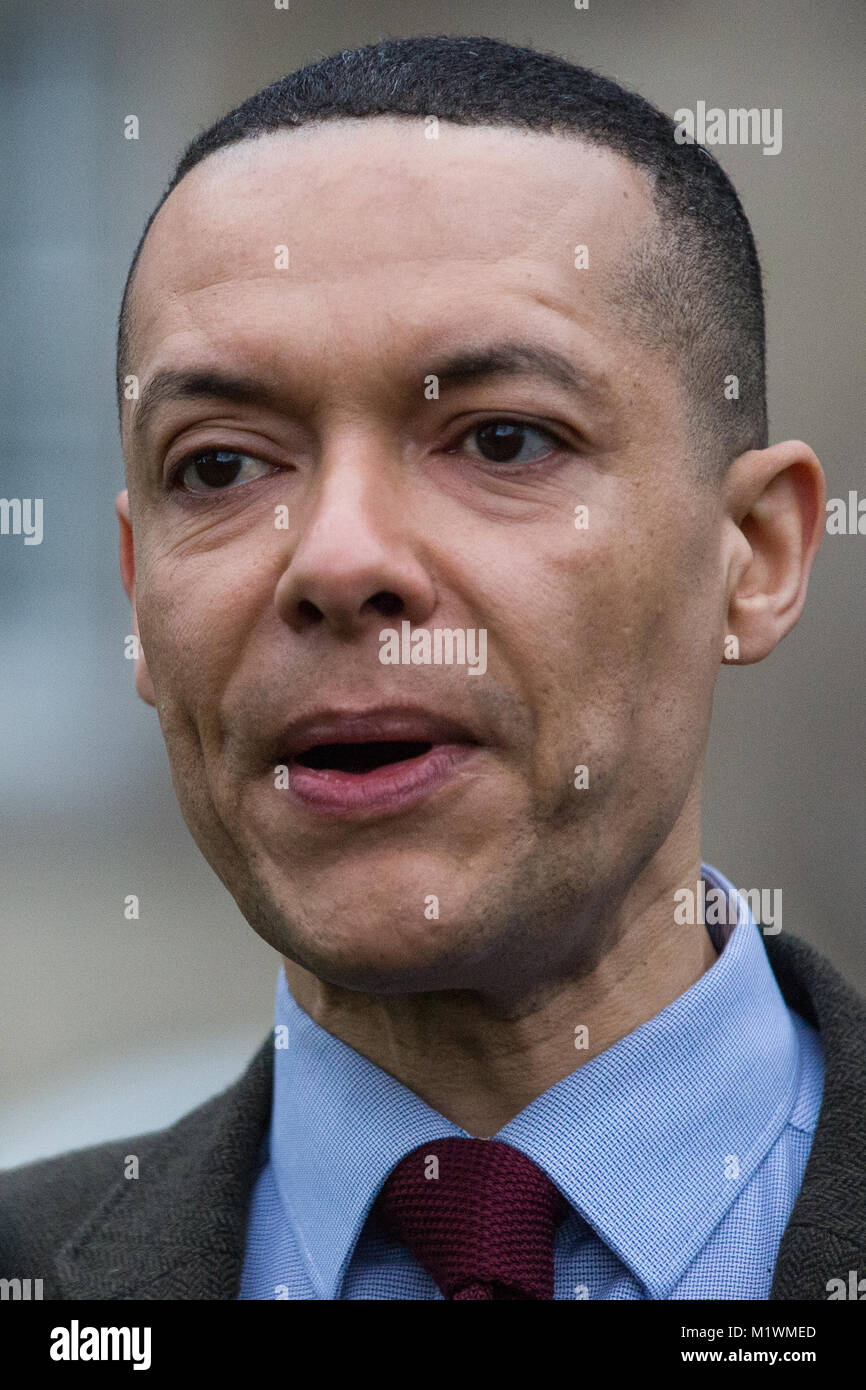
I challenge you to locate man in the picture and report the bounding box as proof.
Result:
[1,34,862,1302]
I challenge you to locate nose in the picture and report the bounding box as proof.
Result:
[273,438,437,638]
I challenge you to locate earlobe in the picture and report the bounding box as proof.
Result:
[116,490,157,708]
[722,441,825,665]
[131,617,157,709]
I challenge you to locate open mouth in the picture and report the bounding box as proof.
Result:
[294,740,434,775]
[274,709,483,816]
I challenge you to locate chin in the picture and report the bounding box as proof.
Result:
[253,875,495,987]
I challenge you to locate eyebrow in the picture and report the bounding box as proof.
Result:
[129,342,609,444]
[426,343,606,399]
[130,369,285,444]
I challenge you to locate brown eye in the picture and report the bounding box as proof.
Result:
[464,420,559,465]
[175,450,275,493]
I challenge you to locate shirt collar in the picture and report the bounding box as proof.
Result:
[268,974,465,1299]
[268,861,799,1300]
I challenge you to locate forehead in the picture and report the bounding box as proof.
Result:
[127,119,657,405]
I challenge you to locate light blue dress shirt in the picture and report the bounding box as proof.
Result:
[239,862,824,1299]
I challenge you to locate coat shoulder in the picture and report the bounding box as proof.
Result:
[0,1128,163,1293]
[0,1038,273,1295]
[765,930,866,1297]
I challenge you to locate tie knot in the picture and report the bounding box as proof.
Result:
[374,1137,569,1300]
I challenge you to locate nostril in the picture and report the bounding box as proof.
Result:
[368,591,403,618]
[297,598,324,624]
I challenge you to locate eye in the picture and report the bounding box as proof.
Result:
[459,419,563,467]
[171,449,276,493]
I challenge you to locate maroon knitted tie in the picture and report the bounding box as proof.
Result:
[374,1137,570,1300]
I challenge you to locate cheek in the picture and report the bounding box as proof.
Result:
[489,520,649,690]
[484,520,704,795]
[135,545,266,732]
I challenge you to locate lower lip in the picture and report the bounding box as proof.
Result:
[283,743,480,818]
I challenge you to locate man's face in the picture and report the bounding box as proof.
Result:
[120,119,726,998]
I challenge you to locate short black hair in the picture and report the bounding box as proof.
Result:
[116,33,767,479]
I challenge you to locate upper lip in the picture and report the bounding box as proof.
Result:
[278,705,482,760]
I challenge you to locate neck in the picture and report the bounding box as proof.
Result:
[282,844,716,1137]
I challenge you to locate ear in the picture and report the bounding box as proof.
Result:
[721,441,826,665]
[116,489,157,707]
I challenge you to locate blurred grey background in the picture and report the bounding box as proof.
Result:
[1,0,863,1166]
